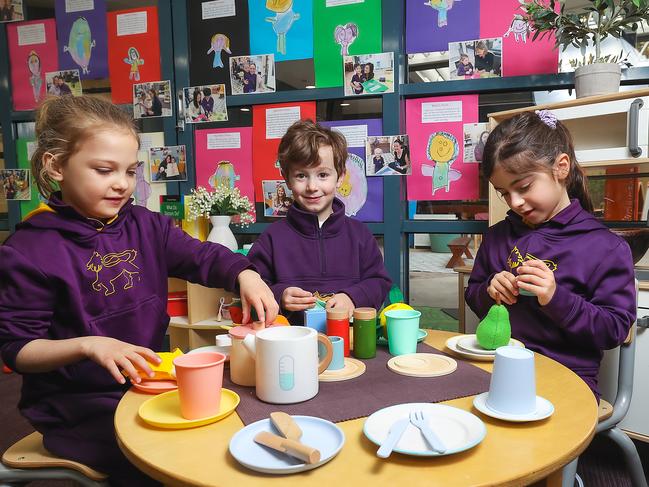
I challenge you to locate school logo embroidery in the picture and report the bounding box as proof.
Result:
[507,246,558,272]
[86,250,140,296]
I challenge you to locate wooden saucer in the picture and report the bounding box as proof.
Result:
[387,353,457,378]
[319,357,366,382]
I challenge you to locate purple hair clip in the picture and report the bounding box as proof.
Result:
[535,109,557,129]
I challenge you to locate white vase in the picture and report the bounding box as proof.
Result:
[207,215,238,251]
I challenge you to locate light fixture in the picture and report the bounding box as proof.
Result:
[240,107,250,112]
[340,102,351,107]
[305,85,316,89]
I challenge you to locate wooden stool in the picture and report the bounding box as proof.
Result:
[446,236,473,268]
[0,431,109,486]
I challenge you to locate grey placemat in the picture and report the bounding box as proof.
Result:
[224,343,491,425]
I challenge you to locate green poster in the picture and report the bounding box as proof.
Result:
[313,0,382,88]
[15,139,40,218]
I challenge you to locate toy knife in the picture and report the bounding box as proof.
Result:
[376,417,410,458]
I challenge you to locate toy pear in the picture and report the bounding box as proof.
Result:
[476,304,511,350]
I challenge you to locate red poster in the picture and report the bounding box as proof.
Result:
[107,7,161,103]
[252,102,316,202]
[7,19,59,111]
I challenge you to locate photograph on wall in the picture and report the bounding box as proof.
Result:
[55,0,109,80]
[149,145,187,182]
[0,0,24,22]
[134,131,166,212]
[463,122,490,163]
[133,80,172,118]
[408,51,450,83]
[45,69,82,96]
[449,37,502,79]
[343,52,394,96]
[365,135,412,176]
[1,169,31,200]
[183,84,228,123]
[262,180,293,217]
[229,54,276,95]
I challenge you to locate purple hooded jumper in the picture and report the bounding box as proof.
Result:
[0,194,253,484]
[466,200,636,399]
[248,198,391,323]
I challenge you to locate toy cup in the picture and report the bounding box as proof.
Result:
[385,309,421,356]
[173,352,226,420]
[486,346,537,416]
[319,336,345,371]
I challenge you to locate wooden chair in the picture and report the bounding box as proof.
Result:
[0,431,109,487]
[562,319,648,487]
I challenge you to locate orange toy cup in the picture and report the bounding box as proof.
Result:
[173,352,226,420]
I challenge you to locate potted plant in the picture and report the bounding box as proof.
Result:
[521,0,649,98]
[186,186,255,251]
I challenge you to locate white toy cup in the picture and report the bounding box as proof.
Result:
[486,346,537,416]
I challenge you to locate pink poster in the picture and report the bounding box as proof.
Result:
[194,127,256,219]
[7,19,59,111]
[480,0,558,77]
[406,95,479,201]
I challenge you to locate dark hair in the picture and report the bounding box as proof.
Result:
[364,62,374,80]
[192,88,201,108]
[32,95,138,198]
[202,87,212,97]
[482,111,592,212]
[277,119,347,178]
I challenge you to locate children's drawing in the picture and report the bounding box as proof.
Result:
[265,0,300,56]
[123,47,144,81]
[209,161,240,190]
[424,0,457,28]
[421,131,462,195]
[27,50,42,102]
[336,153,367,216]
[206,33,231,69]
[503,14,531,43]
[133,162,151,207]
[63,17,96,75]
[334,22,358,57]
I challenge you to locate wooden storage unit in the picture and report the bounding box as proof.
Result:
[167,278,236,352]
[488,88,649,225]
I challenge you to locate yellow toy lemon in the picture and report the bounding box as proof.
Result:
[379,303,414,337]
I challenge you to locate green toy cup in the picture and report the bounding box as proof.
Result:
[385,309,421,356]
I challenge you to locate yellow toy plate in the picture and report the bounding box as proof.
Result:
[138,388,240,429]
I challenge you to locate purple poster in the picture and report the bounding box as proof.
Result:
[55,0,108,79]
[321,119,383,223]
[406,0,480,54]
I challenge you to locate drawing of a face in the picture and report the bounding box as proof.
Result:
[28,52,41,77]
[429,134,455,162]
[129,47,139,61]
[266,0,292,12]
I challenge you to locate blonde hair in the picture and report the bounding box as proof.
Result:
[32,95,139,198]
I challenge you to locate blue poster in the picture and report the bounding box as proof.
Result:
[248,0,313,62]
[55,0,109,79]
[406,0,480,54]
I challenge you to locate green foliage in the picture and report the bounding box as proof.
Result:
[520,0,649,64]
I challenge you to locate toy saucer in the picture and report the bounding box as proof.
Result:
[138,388,239,429]
[319,357,366,382]
[472,392,554,422]
[132,380,178,394]
[387,353,457,378]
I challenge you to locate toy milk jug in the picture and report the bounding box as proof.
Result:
[243,326,333,404]
[228,324,275,386]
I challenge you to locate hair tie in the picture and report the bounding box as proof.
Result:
[535,109,557,129]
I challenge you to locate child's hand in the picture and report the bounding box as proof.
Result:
[281,287,316,312]
[79,336,161,385]
[487,271,518,305]
[516,260,556,306]
[325,293,354,318]
[238,269,279,326]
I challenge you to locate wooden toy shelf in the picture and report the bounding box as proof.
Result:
[167,278,235,352]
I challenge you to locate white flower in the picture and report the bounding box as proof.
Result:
[186,186,255,226]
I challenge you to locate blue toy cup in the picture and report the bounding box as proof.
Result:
[486,346,537,416]
[326,336,345,371]
[385,309,421,356]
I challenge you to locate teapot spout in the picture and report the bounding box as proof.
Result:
[242,333,256,359]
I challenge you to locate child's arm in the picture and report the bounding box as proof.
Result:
[338,224,392,310]
[535,243,636,350]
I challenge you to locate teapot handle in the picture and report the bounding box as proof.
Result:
[317,333,333,374]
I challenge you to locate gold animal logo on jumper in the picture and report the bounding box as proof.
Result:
[507,246,557,272]
[338,172,352,197]
[86,250,140,296]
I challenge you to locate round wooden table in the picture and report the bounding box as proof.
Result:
[115,330,598,487]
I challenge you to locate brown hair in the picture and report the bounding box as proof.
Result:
[482,111,593,212]
[32,95,139,198]
[277,119,347,178]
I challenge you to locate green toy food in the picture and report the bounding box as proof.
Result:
[476,304,511,350]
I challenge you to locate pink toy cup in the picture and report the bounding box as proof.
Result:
[173,352,226,420]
